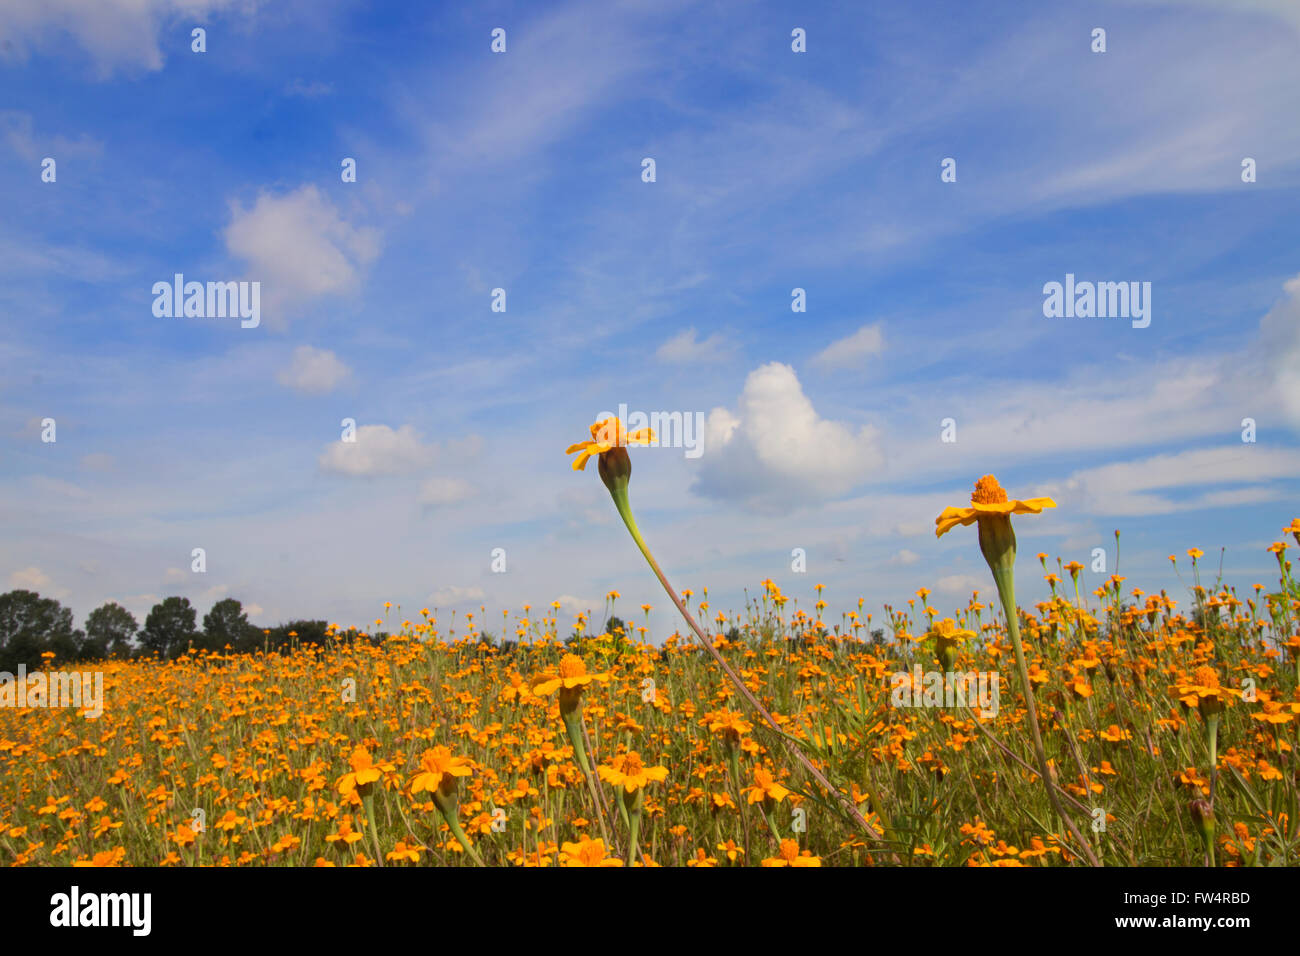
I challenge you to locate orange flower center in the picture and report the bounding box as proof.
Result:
[1193,665,1220,689]
[558,654,587,679]
[971,475,1007,505]
[621,752,644,776]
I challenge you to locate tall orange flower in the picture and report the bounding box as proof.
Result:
[410,745,473,796]
[597,751,668,794]
[336,746,393,796]
[762,838,821,867]
[934,475,1056,538]
[532,653,611,697]
[560,835,624,867]
[565,417,656,472]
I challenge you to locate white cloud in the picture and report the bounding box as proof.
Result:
[888,549,920,566]
[0,111,101,162]
[1257,274,1300,425]
[0,1,257,76]
[318,424,435,477]
[555,595,597,617]
[936,574,983,595]
[7,566,65,598]
[810,323,885,371]
[1120,0,1300,33]
[224,185,380,325]
[418,476,474,507]
[276,346,351,395]
[1042,446,1300,516]
[430,586,485,606]
[284,78,333,98]
[655,327,733,363]
[693,362,883,510]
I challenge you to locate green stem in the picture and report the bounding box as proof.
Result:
[990,557,1101,867]
[606,479,885,846]
[561,707,613,848]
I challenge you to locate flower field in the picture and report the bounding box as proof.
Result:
[3,508,1298,867]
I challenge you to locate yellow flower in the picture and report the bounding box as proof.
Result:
[532,653,611,696]
[597,751,668,794]
[926,618,975,670]
[935,475,1056,537]
[1174,665,1238,715]
[336,746,393,796]
[706,708,753,741]
[410,745,473,795]
[565,417,656,472]
[761,838,821,867]
[559,835,624,867]
[744,766,791,805]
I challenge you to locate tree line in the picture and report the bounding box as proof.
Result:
[0,590,375,672]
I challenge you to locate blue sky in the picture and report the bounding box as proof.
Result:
[2,0,1299,637]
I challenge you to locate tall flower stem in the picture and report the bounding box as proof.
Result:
[561,703,613,848]
[361,789,384,867]
[602,466,883,845]
[980,515,1101,867]
[433,789,485,866]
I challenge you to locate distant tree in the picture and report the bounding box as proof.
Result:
[604,615,627,638]
[83,602,138,659]
[0,590,80,670]
[141,597,198,658]
[264,620,330,652]
[201,598,257,651]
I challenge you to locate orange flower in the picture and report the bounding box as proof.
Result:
[1174,665,1239,718]
[336,746,393,796]
[559,835,624,867]
[597,751,668,793]
[706,708,753,742]
[744,766,791,805]
[410,745,473,795]
[532,654,611,696]
[761,838,821,867]
[935,475,1056,537]
[565,417,656,472]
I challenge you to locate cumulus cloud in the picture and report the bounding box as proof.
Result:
[276,345,351,395]
[655,327,734,363]
[318,424,435,477]
[692,362,883,511]
[809,323,885,371]
[224,185,380,325]
[888,549,921,566]
[0,1,257,76]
